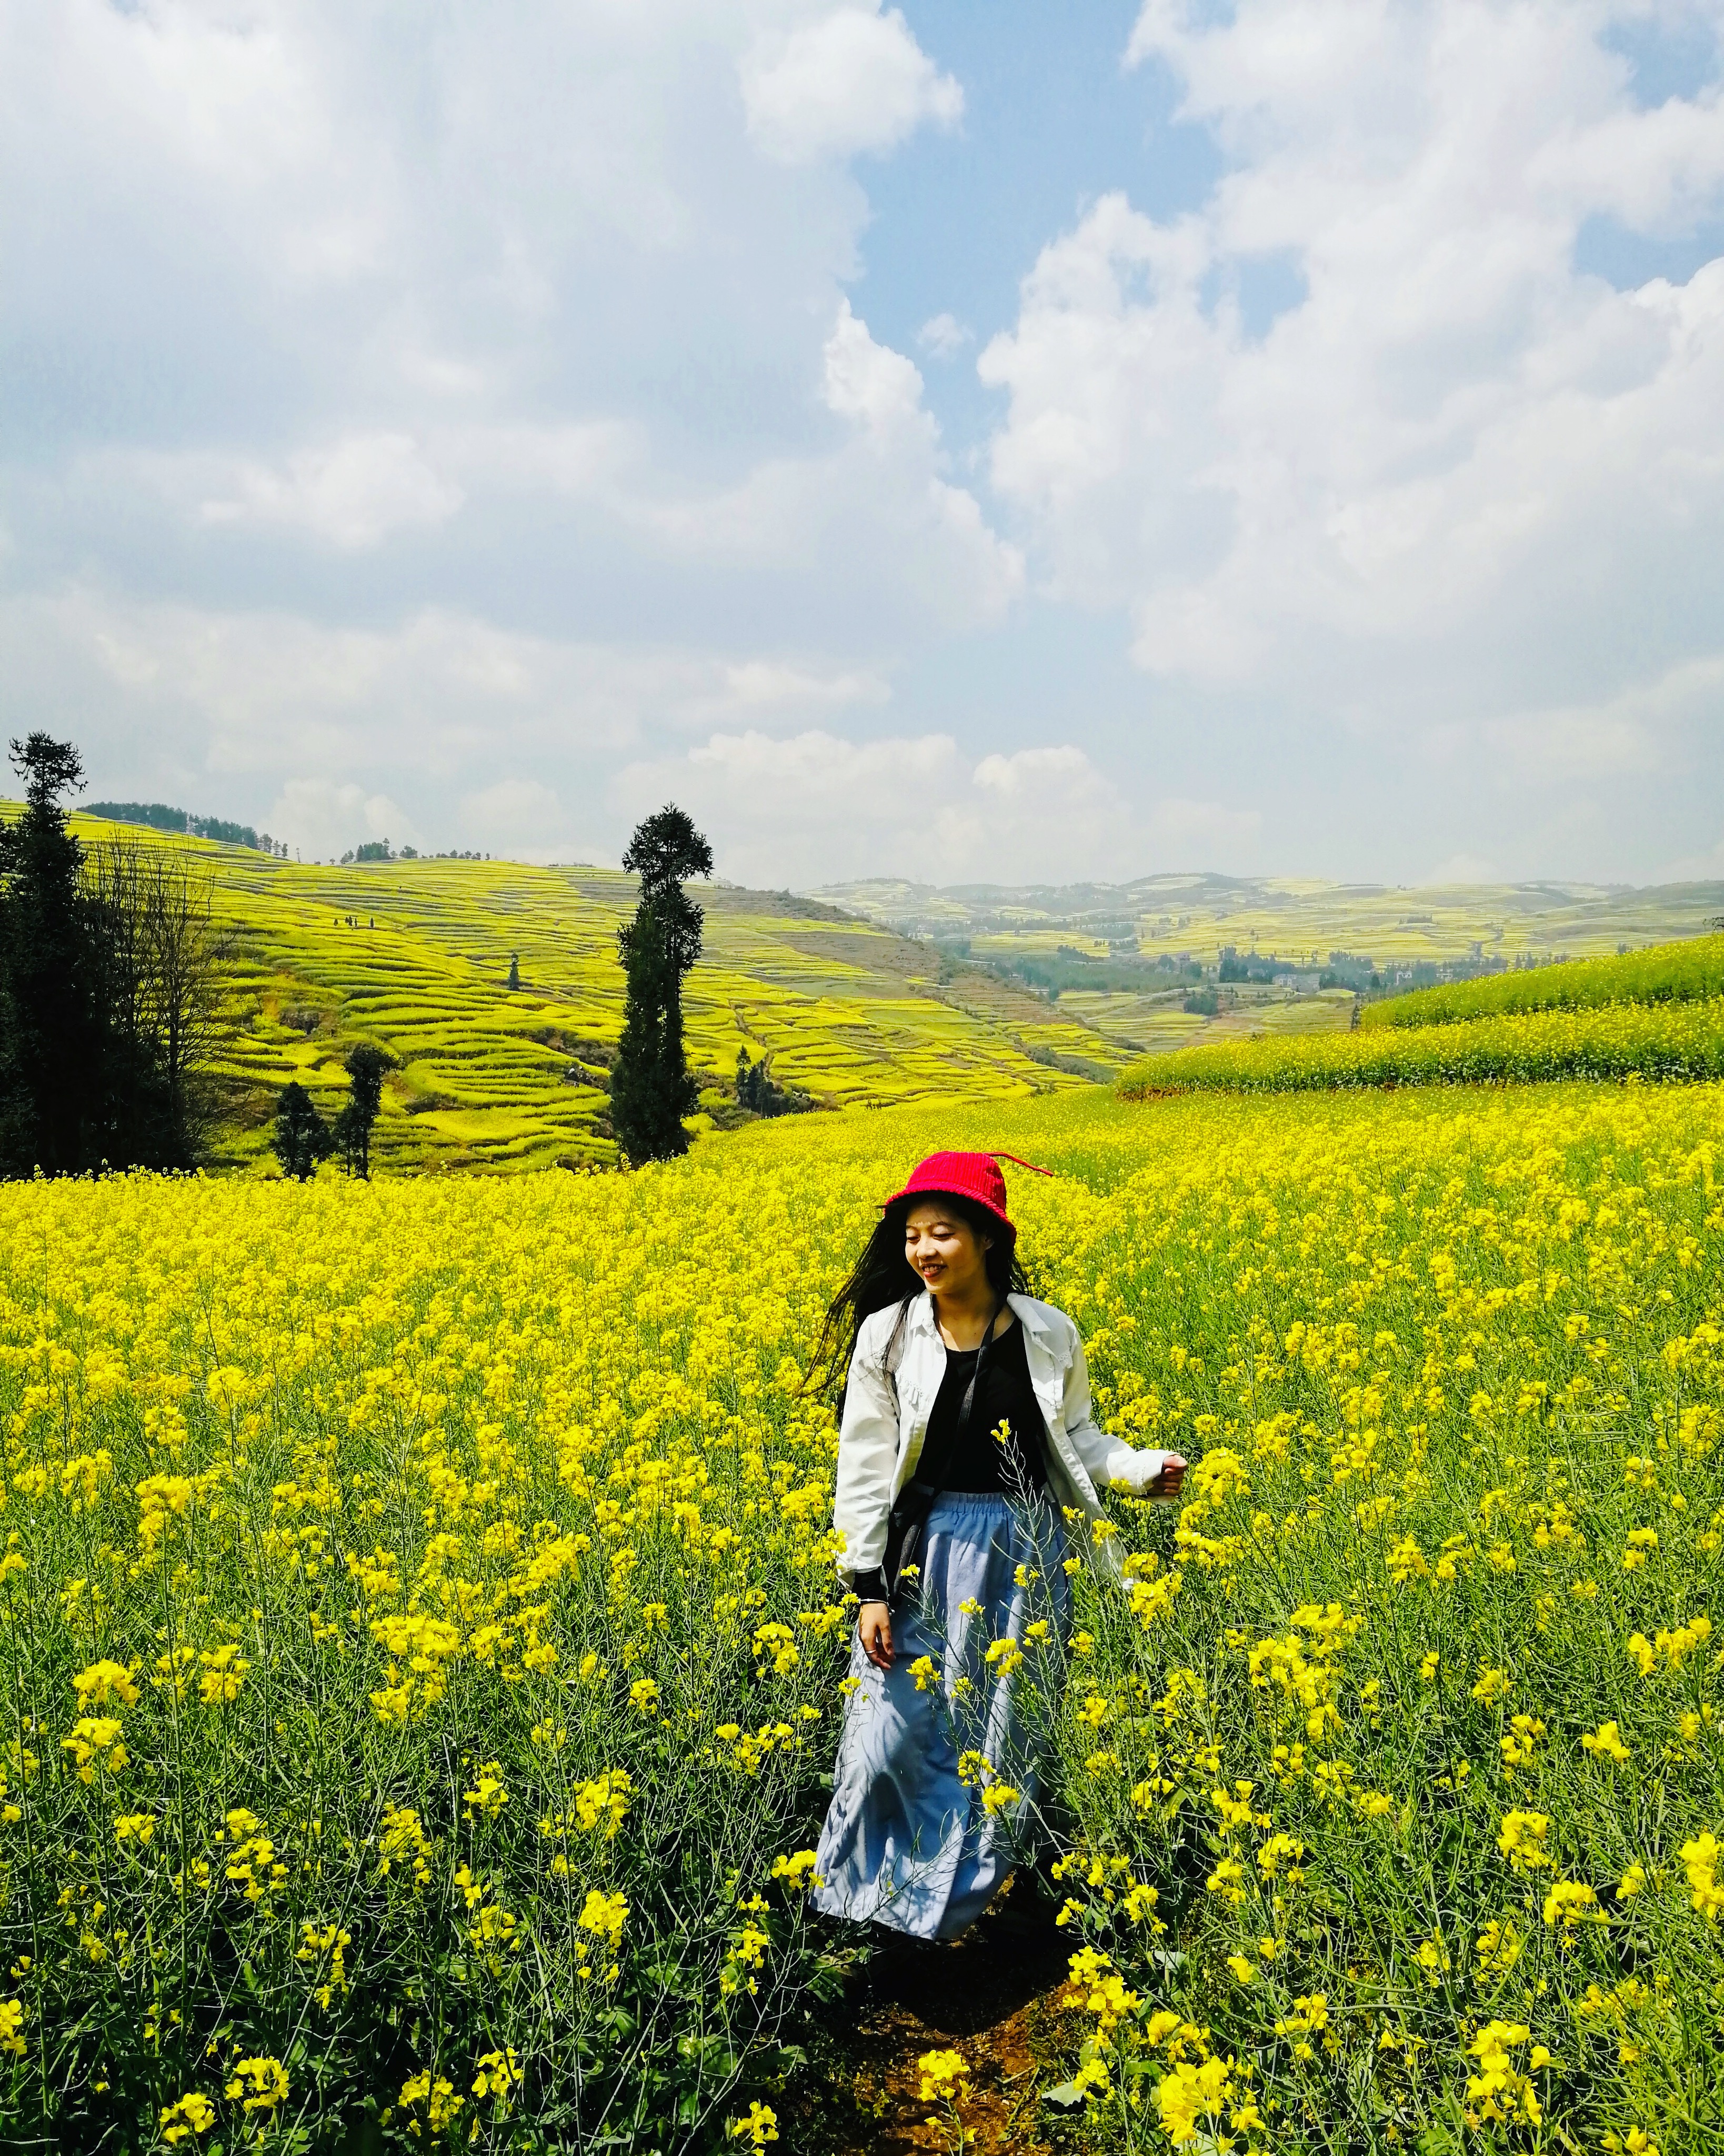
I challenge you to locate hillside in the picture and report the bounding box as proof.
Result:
[56,813,1135,1172]
[819,870,1724,1062]
[1362,931,1724,1029]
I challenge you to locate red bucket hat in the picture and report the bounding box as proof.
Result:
[884,1151,1050,1241]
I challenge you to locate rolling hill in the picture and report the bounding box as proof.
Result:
[819,870,1724,1062]
[56,813,1135,1173]
[819,869,1724,963]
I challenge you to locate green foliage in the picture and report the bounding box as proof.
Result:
[1216,954,1287,983]
[621,806,714,908]
[270,1081,332,1180]
[1119,997,1724,1097]
[1365,933,1724,1030]
[612,895,699,1164]
[88,803,273,852]
[0,736,93,1175]
[734,1050,813,1119]
[612,808,715,1167]
[333,1046,391,1179]
[0,747,226,1176]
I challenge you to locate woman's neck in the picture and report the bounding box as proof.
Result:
[931,1279,1004,1352]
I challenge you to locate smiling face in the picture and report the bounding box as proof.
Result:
[903,1198,993,1300]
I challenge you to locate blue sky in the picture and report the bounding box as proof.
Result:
[854,3,1220,441]
[2,0,1722,890]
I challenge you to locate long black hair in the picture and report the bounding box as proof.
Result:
[806,1191,1031,1397]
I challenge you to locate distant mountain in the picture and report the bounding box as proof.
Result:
[811,873,1724,965]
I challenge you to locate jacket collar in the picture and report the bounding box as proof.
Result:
[903,1290,1053,1340]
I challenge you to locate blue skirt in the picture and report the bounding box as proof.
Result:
[812,1492,1071,1941]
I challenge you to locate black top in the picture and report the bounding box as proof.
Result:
[850,1316,1050,1602]
[928,1317,1048,1495]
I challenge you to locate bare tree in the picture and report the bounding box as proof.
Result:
[83,837,227,1166]
[141,843,226,1157]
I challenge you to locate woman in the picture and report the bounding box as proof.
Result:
[810,1150,1186,1942]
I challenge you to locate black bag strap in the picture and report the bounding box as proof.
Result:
[880,1299,1004,1601]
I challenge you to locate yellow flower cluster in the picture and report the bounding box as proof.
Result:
[1121,993,1724,1096]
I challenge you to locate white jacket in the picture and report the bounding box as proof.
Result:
[831,1291,1176,1582]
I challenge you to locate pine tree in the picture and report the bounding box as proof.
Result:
[332,1046,390,1180]
[0,736,96,1174]
[271,1082,333,1180]
[507,952,520,991]
[610,806,713,1165]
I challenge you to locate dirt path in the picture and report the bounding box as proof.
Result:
[806,1890,1081,2156]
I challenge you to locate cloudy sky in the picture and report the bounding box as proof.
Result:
[2,1,1721,888]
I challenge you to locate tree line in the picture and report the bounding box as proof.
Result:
[87,800,289,857]
[0,737,224,1175]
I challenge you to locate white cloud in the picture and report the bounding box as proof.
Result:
[8,593,636,776]
[610,728,1149,885]
[918,312,973,359]
[1481,710,1661,782]
[0,3,1013,697]
[982,2,1724,740]
[267,781,419,862]
[1662,833,1724,882]
[0,585,928,856]
[6,0,1720,886]
[1425,650,1724,780]
[464,778,580,860]
[1144,796,1264,858]
[720,660,890,708]
[973,744,1097,800]
[824,298,930,439]
[1422,852,1501,886]
[199,433,464,549]
[742,4,963,164]
[622,303,1022,624]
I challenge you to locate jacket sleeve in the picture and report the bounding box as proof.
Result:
[830,1324,900,1579]
[1058,1325,1177,1496]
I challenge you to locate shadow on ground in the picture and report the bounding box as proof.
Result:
[793,1884,1087,2156]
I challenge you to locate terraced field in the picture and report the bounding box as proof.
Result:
[826,873,1724,1067]
[56,814,1130,1173]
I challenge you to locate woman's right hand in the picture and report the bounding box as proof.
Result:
[857,1600,894,1670]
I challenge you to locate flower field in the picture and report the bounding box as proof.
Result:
[1119,997,1724,1100]
[1,1077,1721,2151]
[1364,936,1724,1032]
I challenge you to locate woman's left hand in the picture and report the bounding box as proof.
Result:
[1141,1453,1187,1500]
